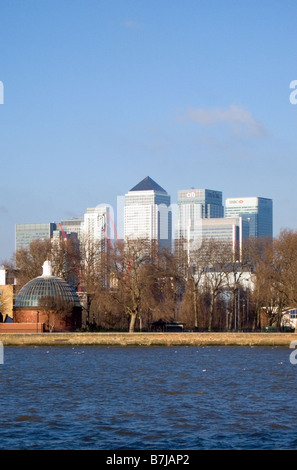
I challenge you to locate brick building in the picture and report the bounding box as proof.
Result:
[12,260,82,332]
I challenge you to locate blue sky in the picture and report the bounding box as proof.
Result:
[1,0,297,262]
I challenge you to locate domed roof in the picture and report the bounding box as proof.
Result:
[14,261,81,308]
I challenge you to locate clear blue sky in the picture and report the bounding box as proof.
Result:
[1,0,297,262]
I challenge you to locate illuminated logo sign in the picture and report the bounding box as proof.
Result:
[229,199,245,204]
[186,191,196,198]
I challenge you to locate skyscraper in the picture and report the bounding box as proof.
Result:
[82,205,113,251]
[225,197,273,238]
[124,176,171,248]
[197,217,244,260]
[58,217,84,241]
[15,222,57,252]
[177,188,224,240]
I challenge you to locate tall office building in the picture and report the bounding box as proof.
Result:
[58,217,84,241]
[225,197,273,238]
[52,217,84,253]
[82,205,113,251]
[199,217,244,257]
[180,216,244,262]
[124,176,171,248]
[199,217,243,242]
[15,222,57,252]
[177,188,224,241]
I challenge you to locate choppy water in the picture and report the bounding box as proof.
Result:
[0,345,296,450]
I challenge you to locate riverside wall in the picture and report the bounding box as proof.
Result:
[0,332,296,347]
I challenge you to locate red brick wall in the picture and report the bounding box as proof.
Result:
[0,323,44,333]
[13,308,82,332]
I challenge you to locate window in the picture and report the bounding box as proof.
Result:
[290,309,297,318]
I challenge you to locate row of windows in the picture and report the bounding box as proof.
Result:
[290,309,297,318]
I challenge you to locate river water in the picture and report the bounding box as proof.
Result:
[0,345,296,450]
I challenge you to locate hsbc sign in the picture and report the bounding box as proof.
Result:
[227,197,258,207]
[229,199,246,204]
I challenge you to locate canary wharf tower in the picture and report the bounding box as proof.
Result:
[225,197,273,238]
[124,176,172,248]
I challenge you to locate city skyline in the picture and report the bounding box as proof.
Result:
[1,1,297,262]
[14,175,272,256]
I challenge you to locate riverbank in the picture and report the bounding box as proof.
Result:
[0,331,296,347]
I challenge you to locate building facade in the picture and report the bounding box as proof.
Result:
[82,205,113,251]
[225,197,273,238]
[199,217,243,243]
[58,217,84,241]
[182,217,244,262]
[124,176,172,248]
[15,222,57,252]
[177,188,224,247]
[178,188,223,222]
[0,266,15,322]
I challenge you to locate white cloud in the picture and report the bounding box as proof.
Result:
[180,104,268,137]
[122,19,144,30]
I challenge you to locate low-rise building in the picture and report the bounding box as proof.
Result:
[0,266,16,322]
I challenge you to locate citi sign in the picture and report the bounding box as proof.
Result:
[186,191,196,198]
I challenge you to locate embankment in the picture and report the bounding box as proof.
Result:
[0,332,296,347]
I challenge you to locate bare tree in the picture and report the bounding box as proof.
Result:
[261,230,297,330]
[79,234,108,325]
[106,239,154,332]
[51,236,81,288]
[15,239,52,291]
[224,239,255,331]
[184,242,208,330]
[247,235,286,330]
[147,247,184,326]
[14,236,82,292]
[273,230,297,307]
[201,240,232,331]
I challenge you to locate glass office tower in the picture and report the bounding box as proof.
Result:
[15,222,57,252]
[124,176,171,248]
[225,197,273,238]
[177,188,224,240]
[59,218,84,240]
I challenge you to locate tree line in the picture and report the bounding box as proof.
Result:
[6,229,297,332]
